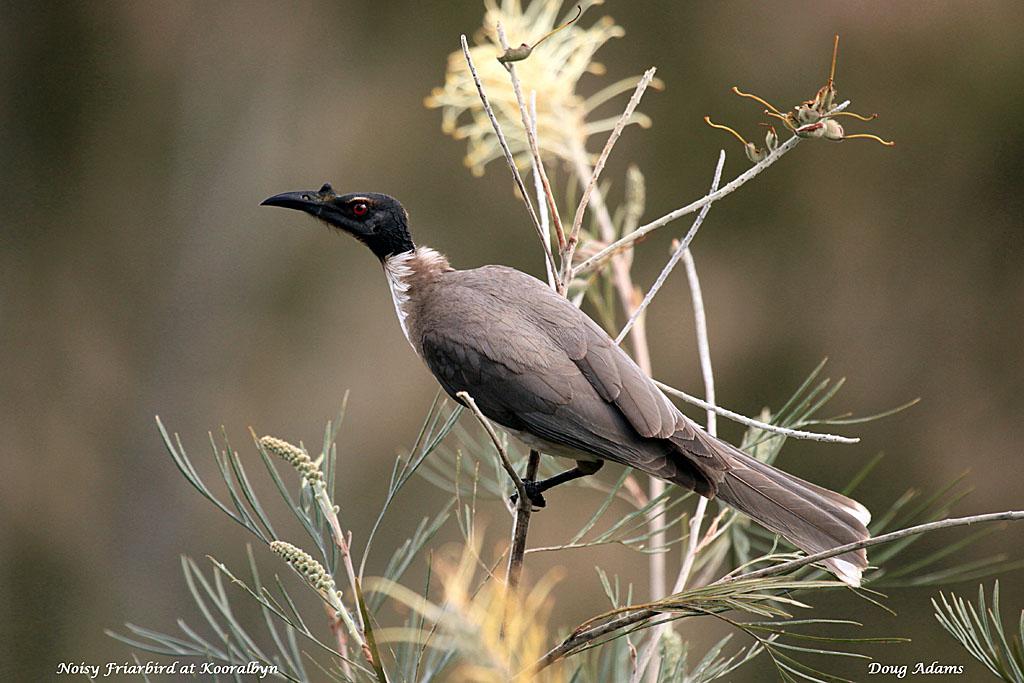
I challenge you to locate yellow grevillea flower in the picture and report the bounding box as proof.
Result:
[372,536,567,682]
[426,0,659,176]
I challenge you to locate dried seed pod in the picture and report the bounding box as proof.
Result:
[709,34,894,154]
[795,121,826,139]
[705,115,766,164]
[795,104,821,125]
[497,5,582,63]
[745,142,767,163]
[823,118,845,141]
[497,44,533,63]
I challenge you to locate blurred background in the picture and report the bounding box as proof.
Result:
[3,1,1022,680]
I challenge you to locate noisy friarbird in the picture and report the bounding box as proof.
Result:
[262,184,871,586]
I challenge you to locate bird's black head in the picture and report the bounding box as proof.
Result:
[261,184,414,260]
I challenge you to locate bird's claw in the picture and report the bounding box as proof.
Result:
[510,480,547,510]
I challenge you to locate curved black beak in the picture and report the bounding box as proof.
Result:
[261,190,319,211]
[261,183,338,218]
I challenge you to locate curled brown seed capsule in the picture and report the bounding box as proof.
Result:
[498,5,582,63]
[705,115,766,162]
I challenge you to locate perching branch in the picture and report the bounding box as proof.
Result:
[572,101,851,276]
[456,390,533,593]
[536,510,1024,670]
[509,451,542,594]
[459,35,560,286]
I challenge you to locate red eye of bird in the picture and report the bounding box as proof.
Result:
[352,202,369,217]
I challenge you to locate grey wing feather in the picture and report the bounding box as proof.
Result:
[524,270,724,464]
[417,266,721,490]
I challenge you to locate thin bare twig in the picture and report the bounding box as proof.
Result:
[567,139,663,597]
[671,249,718,592]
[528,92,556,290]
[672,250,717,591]
[633,234,720,682]
[568,143,654,377]
[564,68,657,285]
[572,101,852,275]
[536,510,1024,670]
[569,158,716,620]
[495,24,567,263]
[653,380,860,444]
[685,250,717,437]
[455,391,526,504]
[460,35,560,283]
[456,391,533,593]
[616,150,725,345]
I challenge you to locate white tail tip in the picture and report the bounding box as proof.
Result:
[843,500,872,527]
[828,557,863,587]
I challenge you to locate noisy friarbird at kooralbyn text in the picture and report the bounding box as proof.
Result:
[262,184,872,586]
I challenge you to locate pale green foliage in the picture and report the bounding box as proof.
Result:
[933,582,1024,682]
[108,369,1019,682]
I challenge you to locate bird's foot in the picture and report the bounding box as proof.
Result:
[510,480,547,510]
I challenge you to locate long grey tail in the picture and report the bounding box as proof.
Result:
[712,447,871,586]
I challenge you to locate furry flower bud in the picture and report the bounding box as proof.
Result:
[270,540,337,594]
[259,436,323,486]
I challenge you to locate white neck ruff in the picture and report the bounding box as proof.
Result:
[382,247,447,348]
